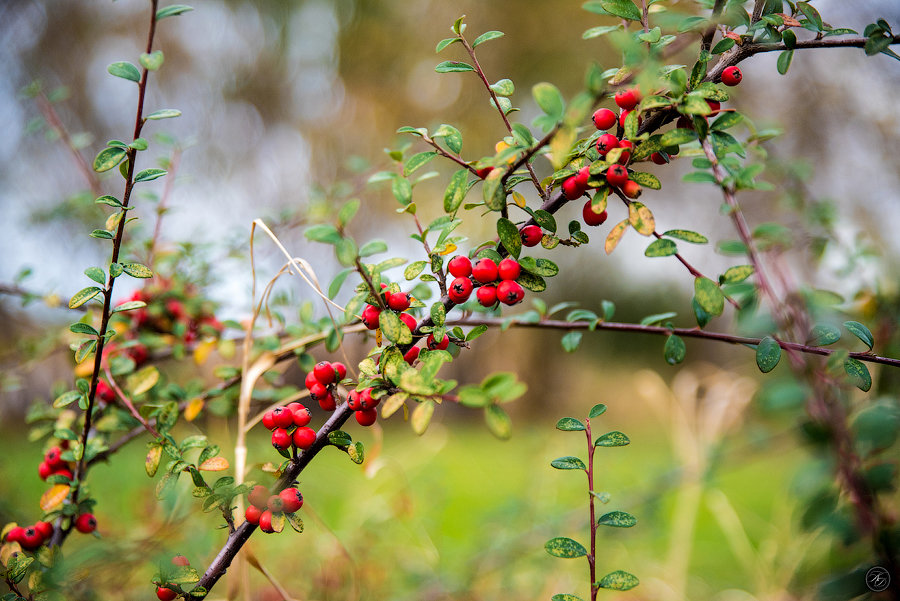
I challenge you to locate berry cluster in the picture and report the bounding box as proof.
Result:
[244,484,304,534]
[262,401,316,452]
[446,255,525,307]
[303,360,348,412]
[37,445,74,482]
[4,520,54,551]
[347,387,379,426]
[360,284,433,367]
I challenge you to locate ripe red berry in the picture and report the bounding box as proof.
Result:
[596,133,619,156]
[20,526,43,550]
[271,407,294,429]
[614,88,639,110]
[258,510,274,534]
[562,175,585,200]
[650,152,669,165]
[304,371,318,391]
[498,258,521,281]
[318,393,336,411]
[279,488,304,513]
[404,346,420,365]
[448,277,474,304]
[496,281,525,305]
[347,390,362,411]
[399,312,417,333]
[293,427,316,450]
[261,410,276,431]
[361,304,381,330]
[387,292,411,312]
[271,428,291,451]
[520,225,542,247]
[622,180,642,199]
[592,108,617,130]
[447,256,472,278]
[38,461,53,481]
[359,388,379,410]
[356,409,378,427]
[617,140,633,164]
[722,66,742,86]
[74,513,97,534]
[126,344,149,366]
[45,447,64,469]
[606,164,629,187]
[676,115,693,130]
[157,586,178,601]
[582,200,608,227]
[475,166,493,179]
[289,403,311,427]
[249,485,269,509]
[171,555,190,567]
[426,333,450,350]
[6,526,24,544]
[574,166,591,189]
[309,382,327,402]
[333,362,347,380]
[52,468,74,481]
[96,379,116,404]
[706,99,720,112]
[472,258,499,283]
[313,361,335,385]
[267,494,285,513]
[476,285,498,307]
[34,521,53,541]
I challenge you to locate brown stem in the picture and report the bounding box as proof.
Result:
[34,91,103,198]
[0,282,86,312]
[422,135,480,176]
[103,367,161,438]
[355,257,387,311]
[700,0,727,53]
[585,419,598,601]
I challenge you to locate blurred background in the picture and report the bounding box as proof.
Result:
[1,0,900,599]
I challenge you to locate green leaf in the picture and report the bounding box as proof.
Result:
[431,302,446,327]
[75,339,98,363]
[660,128,697,147]
[411,400,435,435]
[403,151,438,177]
[328,430,352,447]
[482,167,506,211]
[597,570,639,591]
[95,195,123,207]
[328,268,353,298]
[694,276,724,317]
[756,336,782,373]
[545,537,587,558]
[844,358,872,392]
[808,324,841,346]
[359,240,388,257]
[711,38,735,54]
[90,229,114,239]
[156,4,193,20]
[93,146,127,172]
[305,224,341,245]
[561,331,582,353]
[472,30,504,47]
[583,25,621,39]
[663,229,708,244]
[489,78,515,96]
[337,199,360,228]
[405,261,427,280]
[433,124,463,153]
[112,300,147,313]
[640,311,677,326]
[664,335,686,365]
[556,417,585,431]
[107,61,141,82]
[435,37,460,53]
[683,171,717,184]
[121,262,153,278]
[518,257,559,277]
[139,50,164,71]
[600,0,641,21]
[84,266,106,285]
[69,322,99,336]
[145,109,182,120]
[497,218,522,258]
[551,456,586,470]
[69,286,103,309]
[516,271,546,292]
[721,265,754,283]
[335,238,358,267]
[392,177,412,205]
[348,441,365,464]
[531,210,557,234]
[443,169,468,214]
[589,403,607,418]
[134,168,167,182]
[54,390,82,409]
[645,238,677,257]
[595,431,630,447]
[379,310,412,345]
[435,61,475,73]
[484,404,512,440]
[844,321,874,350]
[533,82,565,120]
[629,171,661,190]
[551,595,584,601]
[597,510,637,527]
[466,325,489,341]
[776,49,794,74]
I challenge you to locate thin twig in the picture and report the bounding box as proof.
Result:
[34,90,103,198]
[103,367,161,438]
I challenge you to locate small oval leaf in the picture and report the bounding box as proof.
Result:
[756,336,782,373]
[545,537,587,558]
[551,456,586,470]
[595,431,630,447]
[556,417,586,431]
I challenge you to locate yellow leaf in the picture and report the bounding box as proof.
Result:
[129,365,159,396]
[1,541,23,566]
[381,392,408,419]
[549,125,576,171]
[193,340,216,365]
[199,457,230,471]
[605,220,629,255]
[494,140,510,153]
[217,338,236,359]
[375,328,382,347]
[512,191,527,208]
[105,210,123,232]
[184,397,204,422]
[411,400,435,435]
[74,358,94,378]
[40,484,70,512]
[438,243,457,256]
[145,445,162,477]
[628,202,655,236]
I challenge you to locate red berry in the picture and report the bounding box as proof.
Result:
[592,108,617,130]
[399,312,417,332]
[289,403,311,427]
[74,513,97,534]
[496,281,525,305]
[382,288,394,306]
[448,277,474,304]
[333,362,347,380]
[676,115,693,130]
[359,388,378,410]
[614,88,639,110]
[498,258,521,281]
[317,393,336,411]
[309,382,327,401]
[622,180,642,199]
[356,409,378,427]
[271,407,294,429]
[447,256,472,278]
[596,133,619,156]
[475,166,493,179]
[96,379,116,404]
[52,468,74,481]
[157,586,178,601]
[279,488,304,513]
[650,152,669,165]
[722,66,742,86]
[304,371,319,391]
[361,305,381,330]
[404,346,420,365]
[520,225,543,247]
[562,175,585,200]
[476,285,498,308]
[258,510,275,534]
[426,334,450,350]
[271,428,291,451]
[267,494,285,513]
[387,292,411,312]
[6,526,24,544]
[126,344,149,366]
[472,258,499,283]
[171,554,190,566]
[706,99,720,112]
[34,521,53,541]
[347,389,362,411]
[166,299,184,319]
[261,410,276,431]
[38,461,53,481]
[293,427,316,450]
[249,485,269,509]
[617,140,633,164]
[574,166,591,189]
[20,526,43,550]
[313,361,335,385]
[606,164,628,186]
[582,200,608,227]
